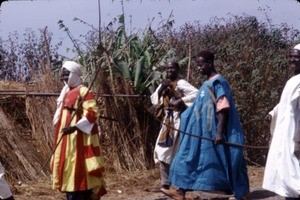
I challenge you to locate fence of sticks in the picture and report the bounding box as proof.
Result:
[0,76,160,184]
[0,75,271,185]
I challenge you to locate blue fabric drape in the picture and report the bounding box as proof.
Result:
[169,76,249,199]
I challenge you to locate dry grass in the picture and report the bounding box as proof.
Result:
[12,166,282,200]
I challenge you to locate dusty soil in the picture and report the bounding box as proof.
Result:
[11,165,283,200]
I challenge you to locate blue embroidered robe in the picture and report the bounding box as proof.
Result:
[169,75,249,199]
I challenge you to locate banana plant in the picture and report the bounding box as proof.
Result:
[109,20,168,94]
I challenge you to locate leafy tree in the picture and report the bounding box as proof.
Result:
[0,28,62,81]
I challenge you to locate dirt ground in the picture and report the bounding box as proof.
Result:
[11,165,283,200]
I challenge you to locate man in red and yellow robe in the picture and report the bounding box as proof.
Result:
[51,61,106,200]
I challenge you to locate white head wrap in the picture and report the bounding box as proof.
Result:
[53,61,83,125]
[293,43,300,51]
[62,61,83,88]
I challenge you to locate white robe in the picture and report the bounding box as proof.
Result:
[0,161,13,199]
[262,74,300,197]
[151,79,198,164]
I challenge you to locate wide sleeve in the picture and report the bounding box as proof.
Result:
[75,86,99,134]
[177,79,198,107]
[213,80,230,111]
[292,86,300,143]
[269,104,279,135]
[213,80,226,100]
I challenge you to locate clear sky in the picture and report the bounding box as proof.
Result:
[0,0,299,58]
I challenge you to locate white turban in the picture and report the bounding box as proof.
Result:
[293,43,300,51]
[62,61,83,88]
[53,61,83,125]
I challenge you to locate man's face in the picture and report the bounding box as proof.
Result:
[289,49,300,75]
[61,68,70,83]
[196,56,211,76]
[165,62,178,79]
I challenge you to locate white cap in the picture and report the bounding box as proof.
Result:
[293,43,300,51]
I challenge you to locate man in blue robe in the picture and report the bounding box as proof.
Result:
[162,51,249,200]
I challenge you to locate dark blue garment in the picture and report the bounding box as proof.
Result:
[169,75,249,199]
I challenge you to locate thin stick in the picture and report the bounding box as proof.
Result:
[98,0,101,43]
[155,117,269,149]
[187,32,191,82]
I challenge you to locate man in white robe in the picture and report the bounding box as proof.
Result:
[263,44,300,199]
[0,161,14,200]
[150,58,198,191]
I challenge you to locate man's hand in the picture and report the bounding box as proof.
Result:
[161,79,171,88]
[168,98,182,107]
[160,79,171,91]
[215,109,228,145]
[294,143,300,160]
[215,132,225,145]
[62,126,77,135]
[158,79,171,97]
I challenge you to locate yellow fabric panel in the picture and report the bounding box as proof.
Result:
[52,110,79,191]
[52,110,68,190]
[51,139,62,190]
[85,156,105,173]
[60,110,68,128]
[85,156,106,190]
[84,134,100,147]
[61,132,77,191]
[79,87,99,118]
[61,109,78,128]
[87,174,105,190]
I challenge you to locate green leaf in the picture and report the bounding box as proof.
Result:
[134,56,145,87]
[115,28,125,49]
[144,50,152,67]
[159,48,176,67]
[114,60,130,79]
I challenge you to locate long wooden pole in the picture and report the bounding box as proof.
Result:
[0,91,60,96]
[0,91,148,97]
